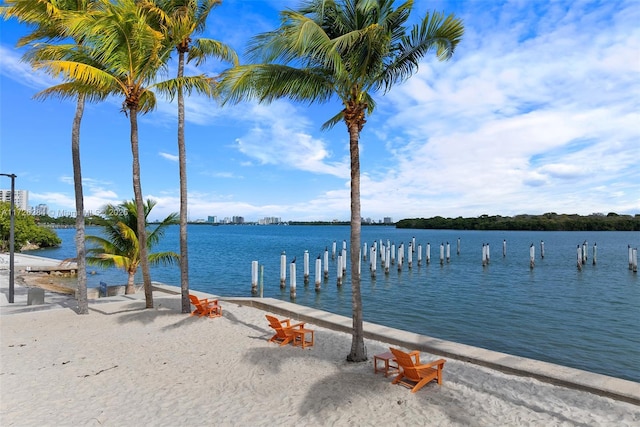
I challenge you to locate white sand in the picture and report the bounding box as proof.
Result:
[1,291,639,427]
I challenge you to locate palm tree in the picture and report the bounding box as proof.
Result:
[86,199,179,294]
[32,0,214,308]
[1,0,104,315]
[142,0,238,313]
[220,0,463,361]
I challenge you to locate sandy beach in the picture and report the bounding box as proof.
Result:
[1,254,639,426]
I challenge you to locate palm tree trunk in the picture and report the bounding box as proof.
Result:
[347,123,366,362]
[73,93,88,314]
[126,270,136,294]
[177,50,190,313]
[129,108,153,308]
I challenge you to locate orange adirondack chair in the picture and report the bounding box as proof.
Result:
[389,347,446,393]
[266,314,305,346]
[189,294,222,318]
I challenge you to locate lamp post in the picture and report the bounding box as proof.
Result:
[1,173,16,303]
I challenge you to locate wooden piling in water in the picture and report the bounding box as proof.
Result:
[457,238,461,255]
[251,260,258,294]
[371,246,377,278]
[529,244,535,269]
[290,261,296,299]
[417,244,422,266]
[363,242,367,261]
[582,241,588,265]
[629,245,633,270]
[592,243,597,266]
[315,256,322,291]
[259,265,264,298]
[385,247,390,274]
[440,243,444,265]
[446,242,451,263]
[332,240,336,259]
[336,254,343,286]
[426,243,431,264]
[303,250,309,284]
[323,248,329,279]
[342,248,347,275]
[397,243,403,271]
[503,239,506,257]
[391,243,396,265]
[407,243,413,269]
[577,245,583,271]
[280,251,286,288]
[540,240,545,259]
[482,244,487,267]
[632,247,638,273]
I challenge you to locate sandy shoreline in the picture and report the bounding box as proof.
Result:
[1,254,639,426]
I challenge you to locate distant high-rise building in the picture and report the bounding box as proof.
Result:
[32,204,49,216]
[0,189,28,211]
[258,216,281,225]
[383,217,393,224]
[232,216,245,224]
[207,216,217,224]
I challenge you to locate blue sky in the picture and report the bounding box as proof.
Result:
[1,0,639,222]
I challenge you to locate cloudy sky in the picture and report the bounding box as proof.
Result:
[1,0,638,222]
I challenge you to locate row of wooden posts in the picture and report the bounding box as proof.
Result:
[250,238,639,297]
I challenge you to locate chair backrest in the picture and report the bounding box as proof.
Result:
[266,314,280,327]
[389,348,421,381]
[189,294,201,307]
[266,315,288,337]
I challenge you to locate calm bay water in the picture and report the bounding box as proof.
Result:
[28,225,639,382]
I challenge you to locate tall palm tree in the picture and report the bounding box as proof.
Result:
[32,0,215,308]
[1,0,104,315]
[220,0,463,361]
[142,0,238,313]
[87,199,179,294]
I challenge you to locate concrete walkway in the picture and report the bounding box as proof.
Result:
[2,253,638,406]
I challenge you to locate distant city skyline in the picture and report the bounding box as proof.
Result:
[1,1,638,222]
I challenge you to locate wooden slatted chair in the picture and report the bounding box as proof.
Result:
[189,294,222,318]
[265,314,305,346]
[389,347,446,393]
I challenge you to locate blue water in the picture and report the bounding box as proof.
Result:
[28,225,640,383]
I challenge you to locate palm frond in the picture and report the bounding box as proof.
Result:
[321,110,344,131]
[219,63,334,106]
[154,75,216,101]
[148,251,180,267]
[188,38,238,67]
[147,211,179,247]
[379,11,463,92]
[32,59,124,94]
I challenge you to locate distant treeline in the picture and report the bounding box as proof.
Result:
[33,215,102,227]
[396,213,640,231]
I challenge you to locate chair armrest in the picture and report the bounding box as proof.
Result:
[416,359,446,370]
[409,350,421,364]
[290,322,305,329]
[281,319,292,327]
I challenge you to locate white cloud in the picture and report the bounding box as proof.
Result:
[361,0,640,217]
[0,46,53,89]
[232,101,350,178]
[159,152,179,162]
